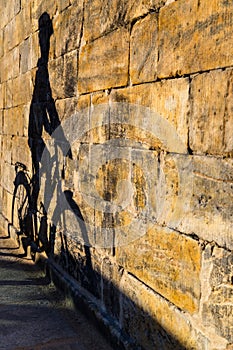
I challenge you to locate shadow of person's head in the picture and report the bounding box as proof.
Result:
[38,12,53,65]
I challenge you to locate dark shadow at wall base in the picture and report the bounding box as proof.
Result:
[43,257,187,350]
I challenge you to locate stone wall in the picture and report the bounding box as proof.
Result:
[0,0,233,349]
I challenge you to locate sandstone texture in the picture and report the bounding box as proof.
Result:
[0,0,232,349]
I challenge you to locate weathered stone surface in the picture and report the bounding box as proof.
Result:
[57,0,70,13]
[116,224,201,313]
[49,51,78,99]
[22,103,30,137]
[78,29,129,93]
[0,29,3,58]
[1,48,19,82]
[31,0,57,32]
[55,97,78,123]
[1,160,15,194]
[0,84,4,109]
[2,135,12,165]
[64,50,78,97]
[110,78,189,149]
[12,71,31,106]
[12,47,20,79]
[74,144,157,248]
[158,0,233,77]
[1,187,13,221]
[14,0,21,15]
[130,13,158,84]
[190,68,233,155]
[120,271,198,350]
[14,6,31,47]
[48,56,65,99]
[175,156,233,250]
[52,2,83,58]
[19,38,30,74]
[3,106,24,136]
[30,31,40,69]
[0,110,3,135]
[89,92,109,144]
[0,1,232,349]
[83,0,165,42]
[201,244,233,343]
[77,93,91,112]
[0,0,15,29]
[0,56,8,83]
[11,136,32,168]
[4,80,13,109]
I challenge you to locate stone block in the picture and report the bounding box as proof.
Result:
[0,185,2,215]
[2,187,14,221]
[31,0,57,32]
[158,0,233,77]
[174,156,233,250]
[1,161,15,193]
[83,0,165,42]
[3,21,13,53]
[11,136,32,169]
[0,0,13,30]
[116,224,201,313]
[0,110,3,135]
[64,50,78,98]
[55,97,78,123]
[57,0,70,13]
[75,144,158,248]
[12,47,20,79]
[4,80,13,109]
[119,271,198,350]
[12,6,31,48]
[90,93,109,144]
[78,28,129,93]
[0,83,4,109]
[77,94,91,113]
[3,106,24,136]
[19,38,30,74]
[201,244,233,343]
[190,69,233,155]
[12,71,32,106]
[0,56,7,83]
[30,32,40,70]
[1,47,19,83]
[14,0,21,15]
[22,103,30,137]
[0,30,3,58]
[49,56,65,99]
[53,2,83,58]
[2,135,13,164]
[4,52,13,81]
[20,0,29,9]
[130,13,158,84]
[110,78,189,151]
[124,0,165,23]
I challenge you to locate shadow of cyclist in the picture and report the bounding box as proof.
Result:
[27,12,94,284]
[28,12,58,212]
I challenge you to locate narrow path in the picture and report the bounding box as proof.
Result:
[0,232,114,350]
